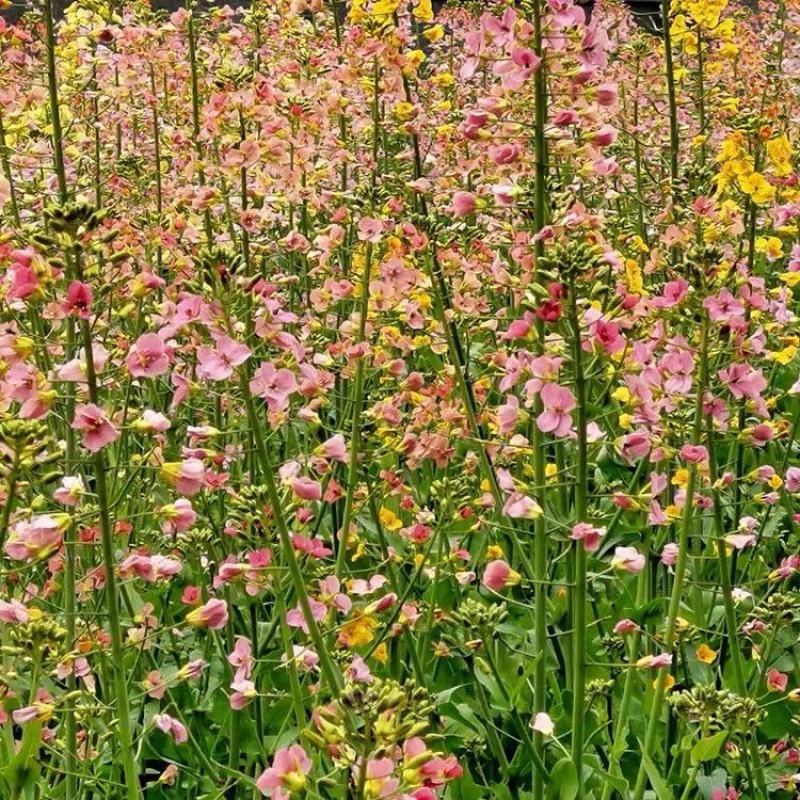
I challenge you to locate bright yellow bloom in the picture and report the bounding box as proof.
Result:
[696,643,717,664]
[412,0,434,22]
[766,134,793,177]
[379,507,402,531]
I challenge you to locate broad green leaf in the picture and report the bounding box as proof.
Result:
[638,743,673,800]
[690,731,728,766]
[546,757,578,800]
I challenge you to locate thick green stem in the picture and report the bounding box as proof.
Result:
[569,286,589,795]
[530,1,550,795]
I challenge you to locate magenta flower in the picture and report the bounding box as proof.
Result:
[719,363,767,400]
[451,191,477,217]
[196,335,251,381]
[185,598,228,630]
[126,333,170,378]
[291,477,322,502]
[63,281,93,319]
[570,523,604,552]
[249,362,298,412]
[679,444,708,464]
[153,713,188,744]
[611,546,646,573]
[536,383,575,438]
[0,599,30,624]
[256,744,312,799]
[483,559,520,591]
[71,403,119,452]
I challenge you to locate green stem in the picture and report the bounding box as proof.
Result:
[633,309,709,800]
[334,243,372,577]
[568,285,589,795]
[77,287,141,799]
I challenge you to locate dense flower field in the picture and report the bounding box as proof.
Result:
[2,0,800,796]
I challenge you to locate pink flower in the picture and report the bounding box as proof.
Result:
[680,444,708,464]
[126,333,170,378]
[291,477,322,502]
[347,655,373,684]
[185,598,228,630]
[228,636,253,682]
[613,619,639,635]
[161,459,206,496]
[230,679,258,709]
[197,335,251,381]
[316,434,347,462]
[611,546,646,573]
[133,409,171,433]
[63,281,93,319]
[256,745,312,798]
[593,320,625,354]
[661,543,679,566]
[537,383,575,437]
[503,493,543,519]
[153,713,188,744]
[767,669,788,692]
[72,403,119,452]
[357,217,384,243]
[591,124,618,147]
[250,362,298,412]
[786,467,800,492]
[451,191,477,217]
[5,514,68,561]
[637,653,672,669]
[719,364,767,400]
[0,599,30,624]
[159,498,196,534]
[497,395,520,435]
[483,559,520,591]
[619,431,651,462]
[570,523,604,552]
[54,475,85,507]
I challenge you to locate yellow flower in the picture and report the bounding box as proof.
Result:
[423,23,445,42]
[766,134,793,177]
[612,386,631,404]
[656,674,676,691]
[339,613,378,647]
[412,0,434,22]
[696,643,717,664]
[486,544,504,559]
[370,0,400,14]
[672,468,690,488]
[770,345,797,366]
[625,259,644,294]
[739,172,775,205]
[393,101,417,122]
[779,271,800,288]
[373,642,389,664]
[379,507,402,531]
[755,236,783,260]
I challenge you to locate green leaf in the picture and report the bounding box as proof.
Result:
[546,757,578,800]
[638,744,673,800]
[690,731,728,766]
